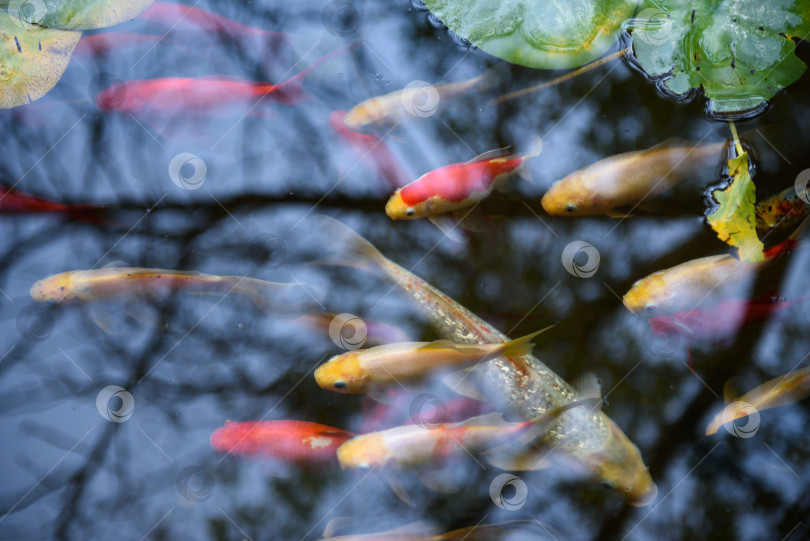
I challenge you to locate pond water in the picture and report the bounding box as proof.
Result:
[1,1,810,540]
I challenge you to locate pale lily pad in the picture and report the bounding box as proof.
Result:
[0,13,80,108]
[1,0,154,30]
[424,0,639,69]
[630,0,810,116]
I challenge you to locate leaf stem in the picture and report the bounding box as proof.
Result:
[729,120,744,156]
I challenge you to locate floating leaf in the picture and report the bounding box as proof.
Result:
[1,0,155,30]
[630,0,810,116]
[708,152,764,262]
[0,14,80,108]
[423,0,639,69]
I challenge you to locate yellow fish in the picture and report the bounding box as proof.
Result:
[318,216,657,506]
[314,329,544,394]
[706,366,810,436]
[343,67,499,131]
[30,267,313,313]
[541,139,727,218]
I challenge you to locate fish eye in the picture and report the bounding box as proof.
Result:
[334,381,346,389]
[565,203,577,213]
[600,480,615,491]
[645,304,656,313]
[405,209,415,217]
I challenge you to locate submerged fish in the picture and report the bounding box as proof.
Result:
[320,518,558,540]
[211,420,354,465]
[755,186,809,236]
[315,330,543,394]
[0,185,109,224]
[541,139,727,218]
[30,267,313,313]
[329,110,413,190]
[705,366,810,436]
[623,228,803,316]
[344,67,499,131]
[317,216,657,505]
[95,44,354,114]
[385,136,543,227]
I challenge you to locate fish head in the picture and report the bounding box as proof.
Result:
[314,352,369,393]
[385,190,424,220]
[29,272,80,304]
[343,99,385,131]
[336,433,387,470]
[540,177,597,217]
[622,271,671,315]
[587,418,658,507]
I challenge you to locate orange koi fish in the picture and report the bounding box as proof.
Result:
[705,366,810,436]
[0,185,109,224]
[30,267,315,313]
[385,137,542,227]
[329,110,413,190]
[755,186,809,236]
[211,420,354,465]
[95,43,355,114]
[315,330,544,394]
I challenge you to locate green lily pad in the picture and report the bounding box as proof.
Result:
[708,152,764,262]
[1,0,154,30]
[630,0,810,116]
[424,0,639,69]
[0,14,80,108]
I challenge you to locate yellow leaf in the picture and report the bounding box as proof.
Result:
[708,152,765,262]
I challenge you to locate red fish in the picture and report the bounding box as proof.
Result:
[649,291,808,344]
[211,420,354,465]
[328,110,413,190]
[0,185,109,224]
[96,44,355,115]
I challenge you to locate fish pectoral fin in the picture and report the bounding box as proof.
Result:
[441,371,487,401]
[368,388,395,405]
[483,446,554,471]
[428,215,467,242]
[384,472,415,507]
[418,470,461,493]
[573,372,603,409]
[451,208,490,233]
[465,146,513,164]
[321,516,356,538]
[605,210,634,219]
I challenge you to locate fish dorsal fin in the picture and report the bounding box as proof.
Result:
[418,339,463,351]
[465,146,513,164]
[573,372,603,409]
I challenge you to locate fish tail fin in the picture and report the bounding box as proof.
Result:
[498,324,554,358]
[523,135,544,160]
[229,277,325,314]
[312,215,389,275]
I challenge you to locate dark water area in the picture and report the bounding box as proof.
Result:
[1,1,810,540]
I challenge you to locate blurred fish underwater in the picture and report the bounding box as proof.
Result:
[1,1,810,540]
